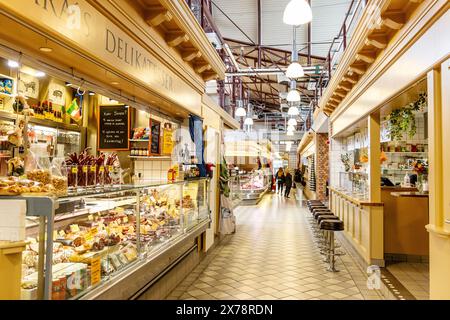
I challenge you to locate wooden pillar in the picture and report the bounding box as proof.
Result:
[367,112,384,266]
[368,112,381,202]
[427,61,450,299]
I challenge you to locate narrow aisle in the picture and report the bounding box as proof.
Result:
[167,194,384,300]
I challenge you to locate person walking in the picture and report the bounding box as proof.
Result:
[276,168,285,194]
[284,171,293,198]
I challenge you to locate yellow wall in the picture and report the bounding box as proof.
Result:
[426,59,450,299]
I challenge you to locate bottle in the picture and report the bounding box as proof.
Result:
[403,173,410,187]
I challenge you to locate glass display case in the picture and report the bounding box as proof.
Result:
[338,171,369,199]
[15,178,209,300]
[238,169,271,205]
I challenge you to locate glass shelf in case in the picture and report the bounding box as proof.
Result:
[16,178,210,300]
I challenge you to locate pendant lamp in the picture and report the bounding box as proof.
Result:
[283,0,313,26]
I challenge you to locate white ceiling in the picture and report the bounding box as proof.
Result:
[212,0,351,58]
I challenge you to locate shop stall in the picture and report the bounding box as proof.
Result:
[0,0,228,300]
[316,0,449,298]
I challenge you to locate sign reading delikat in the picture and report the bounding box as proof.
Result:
[98,105,130,151]
[0,0,200,112]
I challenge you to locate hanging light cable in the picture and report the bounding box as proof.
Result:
[286,26,304,79]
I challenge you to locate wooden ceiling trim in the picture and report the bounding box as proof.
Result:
[145,7,173,27]
[381,11,406,30]
[181,49,202,62]
[365,33,389,49]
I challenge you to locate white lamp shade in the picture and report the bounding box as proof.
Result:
[7,60,19,68]
[286,130,294,136]
[287,106,299,116]
[283,0,313,26]
[288,118,297,126]
[286,62,304,79]
[244,117,254,125]
[287,125,296,132]
[235,107,246,117]
[286,89,301,102]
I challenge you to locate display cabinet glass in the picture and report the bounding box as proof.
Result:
[16,178,209,300]
[338,171,368,199]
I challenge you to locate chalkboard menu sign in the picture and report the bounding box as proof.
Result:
[150,119,161,154]
[98,105,130,150]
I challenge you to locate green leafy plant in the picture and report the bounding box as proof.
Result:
[387,92,427,141]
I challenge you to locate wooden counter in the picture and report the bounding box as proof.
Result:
[382,187,429,256]
[328,186,383,207]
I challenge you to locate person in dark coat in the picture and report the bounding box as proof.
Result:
[276,168,285,194]
[284,171,293,198]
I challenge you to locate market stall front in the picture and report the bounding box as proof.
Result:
[0,0,227,300]
[316,0,449,298]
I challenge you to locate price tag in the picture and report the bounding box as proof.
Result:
[82,166,88,173]
[70,224,80,233]
[128,225,135,233]
[53,230,58,240]
[84,232,93,241]
[90,257,101,286]
[159,220,165,226]
[151,224,158,231]
[108,165,113,171]
[122,216,128,223]
[71,167,78,174]
[90,166,96,172]
[58,230,66,237]
[90,227,98,235]
[88,215,94,221]
[99,166,105,172]
[105,227,111,235]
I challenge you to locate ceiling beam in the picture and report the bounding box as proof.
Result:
[365,34,388,49]
[182,49,202,62]
[166,31,189,47]
[145,8,173,27]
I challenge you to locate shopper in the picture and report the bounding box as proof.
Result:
[285,171,293,198]
[276,168,285,194]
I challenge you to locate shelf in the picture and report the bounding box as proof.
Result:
[128,156,171,160]
[382,168,412,171]
[0,110,81,132]
[0,92,14,99]
[384,152,427,155]
[129,139,149,142]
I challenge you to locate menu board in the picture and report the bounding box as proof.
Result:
[98,105,130,150]
[150,119,161,154]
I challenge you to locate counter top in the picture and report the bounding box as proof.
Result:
[381,186,417,192]
[328,186,384,207]
[391,191,429,198]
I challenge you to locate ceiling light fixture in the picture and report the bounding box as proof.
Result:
[286,61,304,79]
[286,80,300,102]
[288,106,299,116]
[244,117,253,125]
[88,91,95,96]
[65,81,72,86]
[283,0,313,26]
[235,100,246,117]
[39,47,53,52]
[35,71,46,77]
[7,60,19,68]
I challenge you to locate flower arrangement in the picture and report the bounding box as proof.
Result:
[412,159,428,176]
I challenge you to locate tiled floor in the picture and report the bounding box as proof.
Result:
[386,262,430,300]
[167,194,385,300]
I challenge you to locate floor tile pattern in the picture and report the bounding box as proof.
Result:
[386,262,429,300]
[167,194,384,300]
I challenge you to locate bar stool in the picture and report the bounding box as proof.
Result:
[320,219,344,272]
[316,215,340,252]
